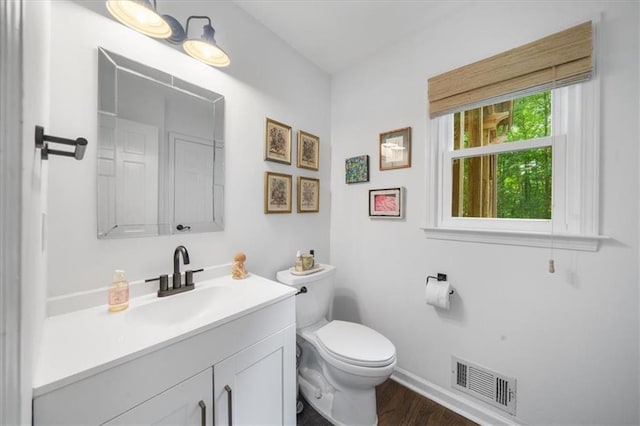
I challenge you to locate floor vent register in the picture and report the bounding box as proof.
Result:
[451,356,517,415]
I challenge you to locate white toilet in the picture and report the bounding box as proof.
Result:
[277,264,397,426]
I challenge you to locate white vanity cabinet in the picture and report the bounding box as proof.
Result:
[32,275,296,426]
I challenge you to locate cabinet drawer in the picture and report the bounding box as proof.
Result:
[104,368,212,426]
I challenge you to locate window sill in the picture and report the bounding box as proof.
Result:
[420,226,608,251]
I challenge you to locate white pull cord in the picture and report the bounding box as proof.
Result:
[549,67,557,274]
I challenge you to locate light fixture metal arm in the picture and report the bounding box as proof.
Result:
[185,15,212,35]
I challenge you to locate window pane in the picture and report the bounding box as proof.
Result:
[453,91,551,150]
[452,147,552,219]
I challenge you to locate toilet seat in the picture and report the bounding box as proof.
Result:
[316,320,396,368]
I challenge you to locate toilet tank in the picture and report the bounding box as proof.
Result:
[276,264,335,329]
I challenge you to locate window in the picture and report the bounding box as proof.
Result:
[424,21,602,250]
[424,81,602,250]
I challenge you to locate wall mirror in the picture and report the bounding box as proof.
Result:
[97,47,224,238]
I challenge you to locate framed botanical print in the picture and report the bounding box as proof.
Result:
[297,176,320,213]
[265,118,292,164]
[264,172,292,213]
[379,127,411,170]
[297,130,319,171]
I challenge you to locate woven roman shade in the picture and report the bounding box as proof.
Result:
[428,21,593,118]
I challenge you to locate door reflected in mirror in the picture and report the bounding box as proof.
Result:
[97,47,224,238]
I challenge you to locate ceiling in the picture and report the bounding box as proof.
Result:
[232,0,465,75]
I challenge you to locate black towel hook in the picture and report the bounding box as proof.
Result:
[35,125,87,160]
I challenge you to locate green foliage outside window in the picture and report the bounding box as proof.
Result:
[497,91,552,219]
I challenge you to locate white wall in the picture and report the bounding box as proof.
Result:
[45,1,331,298]
[330,2,639,424]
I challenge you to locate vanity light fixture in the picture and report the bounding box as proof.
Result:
[105,0,172,39]
[181,16,231,67]
[105,1,231,67]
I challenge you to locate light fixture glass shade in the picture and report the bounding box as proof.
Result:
[183,24,231,67]
[106,0,172,39]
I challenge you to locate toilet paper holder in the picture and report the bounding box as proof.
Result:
[426,273,454,295]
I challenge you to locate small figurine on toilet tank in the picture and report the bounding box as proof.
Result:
[232,252,248,279]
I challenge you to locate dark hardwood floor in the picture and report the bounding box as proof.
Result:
[297,378,478,426]
[376,379,477,426]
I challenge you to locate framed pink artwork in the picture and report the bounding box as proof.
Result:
[369,187,404,219]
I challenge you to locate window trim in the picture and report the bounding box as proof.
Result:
[423,81,605,251]
[422,227,608,251]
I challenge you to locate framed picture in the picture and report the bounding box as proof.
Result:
[264,172,292,213]
[369,187,404,219]
[379,127,411,170]
[265,118,292,164]
[297,176,320,213]
[297,130,320,170]
[345,155,369,184]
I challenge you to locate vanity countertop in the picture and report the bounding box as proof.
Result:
[33,271,295,397]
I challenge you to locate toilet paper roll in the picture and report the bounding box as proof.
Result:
[426,281,451,310]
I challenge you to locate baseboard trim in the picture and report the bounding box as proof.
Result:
[390,367,523,426]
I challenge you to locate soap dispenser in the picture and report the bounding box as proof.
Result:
[108,269,129,312]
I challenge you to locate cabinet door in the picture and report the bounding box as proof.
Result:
[103,368,212,426]
[214,326,296,426]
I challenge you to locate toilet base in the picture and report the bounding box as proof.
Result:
[298,374,378,426]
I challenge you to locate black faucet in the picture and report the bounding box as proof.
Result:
[173,245,190,290]
[145,246,203,297]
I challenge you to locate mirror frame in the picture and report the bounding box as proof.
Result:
[97,47,225,239]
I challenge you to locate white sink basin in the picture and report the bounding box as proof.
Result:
[126,285,236,327]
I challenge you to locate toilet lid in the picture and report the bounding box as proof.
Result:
[316,320,396,368]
